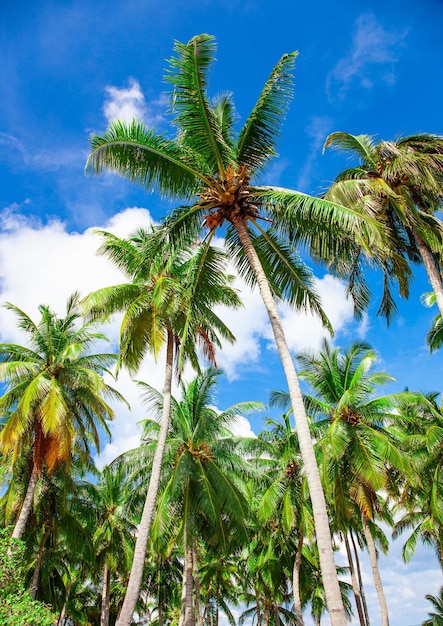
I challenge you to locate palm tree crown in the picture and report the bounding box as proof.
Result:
[0,293,126,539]
[85,33,363,625]
[324,132,443,321]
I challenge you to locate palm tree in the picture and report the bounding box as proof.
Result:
[324,132,443,321]
[85,34,379,624]
[81,464,139,626]
[296,339,408,626]
[392,393,443,569]
[82,228,242,626]
[139,367,260,626]
[422,587,443,626]
[421,292,443,352]
[255,412,314,626]
[0,293,125,540]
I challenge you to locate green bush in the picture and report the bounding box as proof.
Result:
[0,528,54,626]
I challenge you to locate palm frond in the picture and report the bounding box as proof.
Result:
[237,52,297,173]
[86,119,205,198]
[166,34,235,175]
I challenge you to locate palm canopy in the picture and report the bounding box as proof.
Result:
[82,227,241,376]
[138,367,261,553]
[86,34,382,324]
[87,34,355,624]
[0,293,126,472]
[295,340,406,520]
[324,131,443,321]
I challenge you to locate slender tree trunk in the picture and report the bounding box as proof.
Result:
[215,588,219,626]
[116,330,175,626]
[179,534,194,626]
[361,513,389,626]
[100,563,111,626]
[264,602,270,626]
[344,532,366,626]
[58,581,71,626]
[272,603,281,626]
[231,216,347,626]
[351,531,370,626]
[192,540,204,626]
[255,588,262,626]
[12,464,39,540]
[292,532,305,626]
[412,226,443,318]
[30,525,50,600]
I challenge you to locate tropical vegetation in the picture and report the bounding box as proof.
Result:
[0,31,443,626]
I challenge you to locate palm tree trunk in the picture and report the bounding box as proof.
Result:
[100,563,111,626]
[292,533,305,626]
[179,537,194,626]
[273,603,281,626]
[361,513,389,626]
[344,532,366,626]
[12,463,39,540]
[351,531,370,626]
[192,540,204,626]
[30,525,50,600]
[231,216,347,626]
[411,226,443,318]
[116,329,175,626]
[58,580,71,626]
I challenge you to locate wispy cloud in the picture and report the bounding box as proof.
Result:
[103,78,166,127]
[327,13,408,99]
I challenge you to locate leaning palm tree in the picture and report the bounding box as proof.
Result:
[80,464,139,626]
[86,34,380,625]
[324,132,443,321]
[423,587,443,626]
[295,339,410,626]
[0,293,126,540]
[82,228,242,625]
[392,393,443,570]
[255,412,314,626]
[139,368,260,626]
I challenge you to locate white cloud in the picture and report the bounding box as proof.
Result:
[274,274,356,355]
[103,78,166,127]
[327,13,408,99]
[104,78,147,123]
[0,209,360,463]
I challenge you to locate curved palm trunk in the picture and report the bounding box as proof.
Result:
[292,533,305,626]
[351,531,370,626]
[30,525,50,600]
[231,216,347,626]
[192,540,204,626]
[361,513,389,626]
[411,226,443,318]
[12,463,39,540]
[344,533,366,626]
[116,330,175,626]
[179,536,194,626]
[100,563,111,626]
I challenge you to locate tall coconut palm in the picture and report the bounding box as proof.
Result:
[85,34,380,625]
[82,228,242,625]
[392,393,443,569]
[295,339,410,626]
[324,132,443,321]
[0,293,125,540]
[422,587,443,626]
[255,412,314,626]
[139,367,260,626]
[80,464,139,626]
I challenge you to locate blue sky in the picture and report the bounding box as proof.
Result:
[1,1,443,624]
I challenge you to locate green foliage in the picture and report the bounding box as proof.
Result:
[0,528,54,626]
